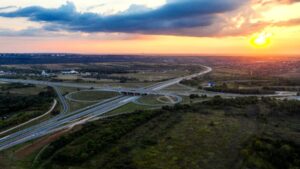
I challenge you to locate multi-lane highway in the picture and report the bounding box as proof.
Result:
[0,65,212,151]
[0,96,138,151]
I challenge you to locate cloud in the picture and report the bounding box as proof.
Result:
[0,28,44,37]
[274,0,300,4]
[0,0,246,37]
[87,3,105,11]
[273,17,300,26]
[0,6,16,11]
[255,0,300,6]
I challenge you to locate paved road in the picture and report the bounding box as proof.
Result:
[0,99,57,136]
[52,86,69,113]
[0,66,212,96]
[0,65,212,151]
[0,96,137,151]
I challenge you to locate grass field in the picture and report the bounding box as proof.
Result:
[66,90,120,112]
[105,103,154,116]
[163,84,193,91]
[137,95,166,105]
[58,87,79,96]
[111,70,188,82]
[67,100,95,112]
[0,84,46,95]
[69,90,119,102]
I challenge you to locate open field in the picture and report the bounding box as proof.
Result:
[105,103,155,116]
[111,69,189,82]
[67,101,95,113]
[0,84,46,95]
[67,90,119,102]
[137,95,167,105]
[64,90,120,112]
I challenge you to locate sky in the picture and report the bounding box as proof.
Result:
[0,0,300,56]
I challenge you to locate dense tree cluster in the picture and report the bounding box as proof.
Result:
[189,94,207,99]
[205,86,275,95]
[261,97,300,115]
[263,86,300,92]
[203,96,259,108]
[241,137,300,169]
[180,79,200,87]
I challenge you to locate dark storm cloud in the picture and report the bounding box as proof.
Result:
[0,0,246,36]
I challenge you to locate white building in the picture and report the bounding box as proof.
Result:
[61,70,79,74]
[41,70,49,76]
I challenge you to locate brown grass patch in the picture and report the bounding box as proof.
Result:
[15,130,68,158]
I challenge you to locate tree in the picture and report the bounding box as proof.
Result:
[189,94,199,99]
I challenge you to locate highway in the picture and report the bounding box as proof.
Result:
[0,65,212,151]
[0,96,137,151]
[52,86,69,113]
[0,66,213,96]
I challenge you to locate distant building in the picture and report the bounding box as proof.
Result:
[61,70,79,74]
[81,72,91,76]
[41,70,49,76]
[0,71,12,76]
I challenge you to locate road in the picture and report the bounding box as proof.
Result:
[0,65,212,151]
[0,99,57,136]
[0,66,212,96]
[0,96,137,151]
[52,86,69,113]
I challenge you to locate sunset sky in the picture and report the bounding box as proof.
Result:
[0,0,300,56]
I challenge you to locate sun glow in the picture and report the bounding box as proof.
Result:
[250,32,272,48]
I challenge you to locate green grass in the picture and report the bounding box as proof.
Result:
[0,84,47,95]
[130,113,255,169]
[163,84,192,91]
[4,86,46,95]
[67,100,95,112]
[112,70,188,82]
[138,95,165,105]
[58,87,79,96]
[105,103,154,116]
[66,91,120,112]
[69,91,119,102]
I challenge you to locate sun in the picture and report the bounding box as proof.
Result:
[250,32,272,48]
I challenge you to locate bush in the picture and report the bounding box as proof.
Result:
[241,137,300,169]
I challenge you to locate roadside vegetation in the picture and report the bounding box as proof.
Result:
[204,86,275,95]
[68,90,119,102]
[0,83,35,91]
[0,85,55,131]
[2,96,295,169]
